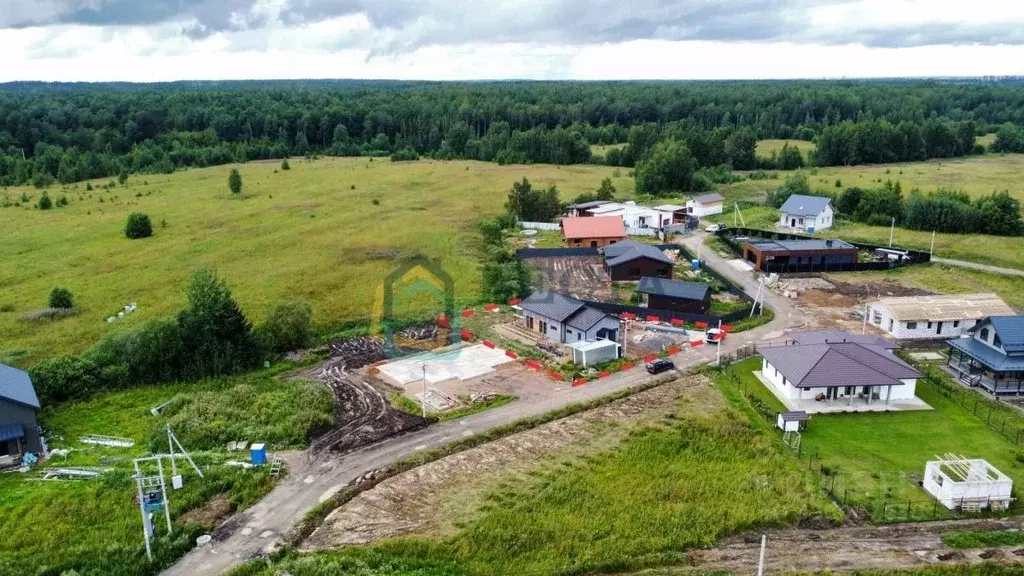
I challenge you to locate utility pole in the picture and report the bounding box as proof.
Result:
[889,217,895,247]
[716,319,722,366]
[930,230,936,256]
[421,364,427,418]
[757,534,767,576]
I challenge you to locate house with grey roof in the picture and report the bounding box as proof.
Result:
[948,316,1024,395]
[601,240,674,281]
[636,276,711,313]
[518,291,620,346]
[779,194,835,232]
[757,330,927,413]
[0,363,42,463]
[686,193,725,217]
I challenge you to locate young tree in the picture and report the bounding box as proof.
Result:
[48,287,74,309]
[280,159,291,171]
[256,300,314,353]
[228,169,243,195]
[124,212,153,239]
[595,177,616,200]
[118,169,129,186]
[177,269,260,379]
[37,192,52,210]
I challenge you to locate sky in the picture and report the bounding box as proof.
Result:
[2,0,1024,82]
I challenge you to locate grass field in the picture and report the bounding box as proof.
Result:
[242,377,833,576]
[756,139,815,158]
[729,358,1024,518]
[707,203,1024,270]
[589,143,628,157]
[830,264,1024,309]
[0,158,631,365]
[730,154,1024,203]
[0,362,331,575]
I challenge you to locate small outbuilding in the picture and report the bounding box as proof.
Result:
[569,339,622,367]
[776,411,809,432]
[636,276,711,313]
[601,240,674,281]
[565,200,612,218]
[923,454,1013,511]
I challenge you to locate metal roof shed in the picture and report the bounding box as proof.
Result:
[569,339,621,367]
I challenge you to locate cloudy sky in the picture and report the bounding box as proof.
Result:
[2,0,1024,82]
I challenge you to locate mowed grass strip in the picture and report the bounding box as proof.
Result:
[0,158,631,364]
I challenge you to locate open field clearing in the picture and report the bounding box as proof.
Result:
[727,357,1024,519]
[0,364,331,575]
[589,143,628,157]
[729,153,1024,203]
[756,139,815,158]
[0,158,630,365]
[829,264,1024,309]
[246,374,833,575]
[707,204,1024,270]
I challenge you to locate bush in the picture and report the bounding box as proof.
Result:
[29,356,101,404]
[48,287,74,309]
[228,168,243,194]
[256,300,314,353]
[390,147,419,162]
[281,159,290,171]
[37,192,52,210]
[124,212,153,239]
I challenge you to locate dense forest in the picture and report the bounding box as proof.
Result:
[2,79,1024,187]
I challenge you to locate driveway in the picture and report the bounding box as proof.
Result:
[164,233,807,576]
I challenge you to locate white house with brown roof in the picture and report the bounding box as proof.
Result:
[686,193,725,217]
[868,293,1014,341]
[757,330,928,413]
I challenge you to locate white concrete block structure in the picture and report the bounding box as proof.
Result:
[869,293,1014,341]
[923,455,1013,511]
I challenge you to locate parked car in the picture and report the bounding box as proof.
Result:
[705,328,725,344]
[705,224,725,233]
[646,359,675,374]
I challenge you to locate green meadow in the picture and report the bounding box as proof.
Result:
[0,158,631,365]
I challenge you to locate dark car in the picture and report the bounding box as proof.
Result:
[646,359,675,374]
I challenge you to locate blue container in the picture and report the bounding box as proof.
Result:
[691,259,700,271]
[250,443,267,466]
[806,226,815,234]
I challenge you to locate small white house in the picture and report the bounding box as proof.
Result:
[686,193,725,217]
[586,201,664,229]
[923,455,1013,511]
[778,194,834,232]
[868,293,1014,341]
[758,332,923,413]
[776,411,808,432]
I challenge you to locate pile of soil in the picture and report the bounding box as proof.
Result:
[178,493,232,529]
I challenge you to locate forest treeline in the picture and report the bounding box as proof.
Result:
[2,80,1023,187]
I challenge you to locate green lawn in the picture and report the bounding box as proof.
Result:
[731,358,1024,518]
[756,139,815,158]
[0,365,333,575]
[0,158,631,366]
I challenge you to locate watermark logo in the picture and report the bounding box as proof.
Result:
[371,256,457,357]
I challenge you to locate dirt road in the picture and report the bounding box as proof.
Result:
[163,233,805,576]
[685,517,1024,574]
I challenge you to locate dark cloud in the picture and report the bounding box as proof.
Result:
[3,0,1024,51]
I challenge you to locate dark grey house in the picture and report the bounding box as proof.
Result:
[519,291,620,344]
[601,240,674,281]
[0,363,42,460]
[636,276,711,313]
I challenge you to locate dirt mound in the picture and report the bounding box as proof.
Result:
[307,362,427,455]
[801,289,856,308]
[179,493,232,529]
[828,279,936,299]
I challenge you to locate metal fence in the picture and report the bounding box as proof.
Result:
[518,221,560,231]
[716,227,932,274]
[720,364,1021,524]
[516,244,685,259]
[625,226,657,237]
[920,364,1024,447]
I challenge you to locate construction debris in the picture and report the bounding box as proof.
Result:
[42,467,112,480]
[79,435,135,448]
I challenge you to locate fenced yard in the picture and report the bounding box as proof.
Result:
[718,357,1024,524]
